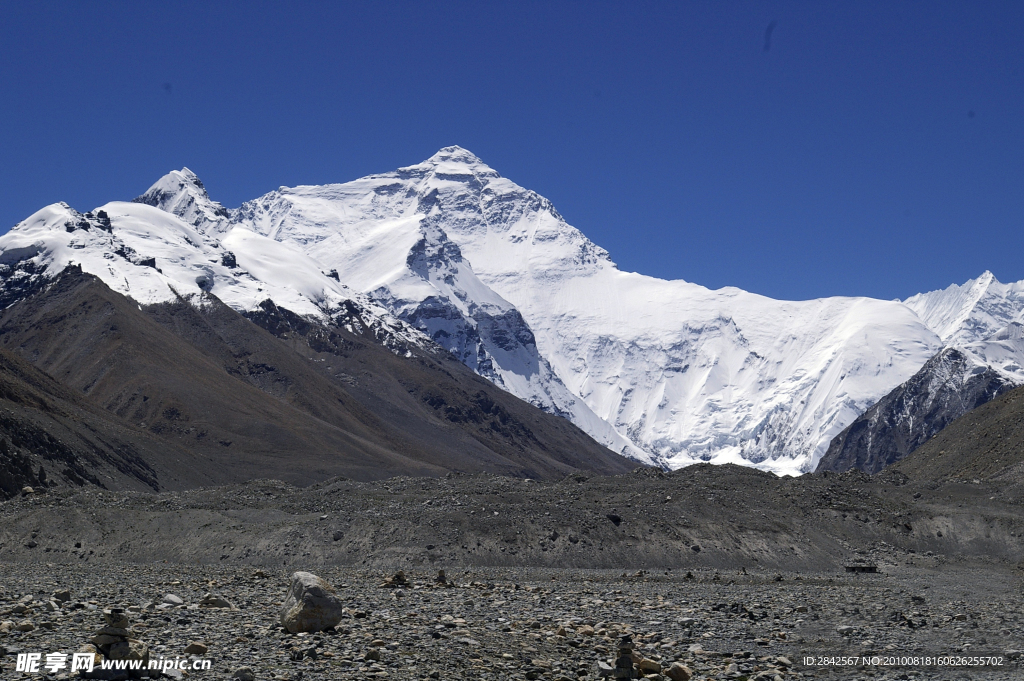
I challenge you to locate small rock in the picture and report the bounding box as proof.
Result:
[184,642,208,655]
[52,590,71,603]
[775,656,792,667]
[109,638,149,664]
[280,572,344,633]
[15,619,34,632]
[639,658,662,673]
[364,648,381,661]
[162,594,184,606]
[0,620,14,633]
[199,593,233,608]
[232,668,255,681]
[103,609,130,629]
[91,633,122,647]
[597,661,614,677]
[837,625,855,636]
[665,662,693,681]
[76,644,102,666]
[21,486,33,495]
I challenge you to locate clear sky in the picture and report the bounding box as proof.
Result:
[2,1,1022,301]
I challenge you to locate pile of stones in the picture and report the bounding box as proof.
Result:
[79,607,150,678]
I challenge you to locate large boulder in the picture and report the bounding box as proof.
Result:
[280,571,344,633]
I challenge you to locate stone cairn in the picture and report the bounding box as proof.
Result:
[378,570,409,588]
[79,607,150,678]
[613,634,638,679]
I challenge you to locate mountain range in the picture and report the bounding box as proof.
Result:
[1,146,1023,486]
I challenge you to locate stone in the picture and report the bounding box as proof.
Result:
[103,610,130,629]
[380,571,408,588]
[77,644,103,669]
[95,627,130,637]
[665,663,693,681]
[232,668,255,681]
[280,571,344,633]
[597,661,614,677]
[21,486,33,495]
[53,590,71,603]
[639,658,662,673]
[0,620,14,633]
[837,625,855,635]
[91,634,123,647]
[775,656,792,667]
[184,642,208,654]
[577,624,595,636]
[364,648,381,661]
[108,638,149,664]
[163,594,184,606]
[15,619,35,632]
[199,593,233,608]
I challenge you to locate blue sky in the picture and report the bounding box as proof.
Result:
[2,1,1021,301]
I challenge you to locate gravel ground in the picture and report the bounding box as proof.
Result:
[2,465,1023,680]
[1,562,1021,681]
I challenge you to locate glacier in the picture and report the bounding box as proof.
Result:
[2,147,1023,475]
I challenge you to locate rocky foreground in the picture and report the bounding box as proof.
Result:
[1,462,1023,680]
[1,562,1022,681]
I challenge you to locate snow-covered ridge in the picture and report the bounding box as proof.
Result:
[3,146,1024,474]
[904,271,1024,346]
[0,199,429,356]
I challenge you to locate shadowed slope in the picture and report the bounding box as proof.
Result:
[0,345,214,498]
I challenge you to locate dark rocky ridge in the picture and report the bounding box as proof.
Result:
[0,268,636,490]
[0,343,213,499]
[892,382,1024,485]
[817,347,1016,474]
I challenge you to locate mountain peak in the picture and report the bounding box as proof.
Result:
[134,168,230,232]
[425,145,487,167]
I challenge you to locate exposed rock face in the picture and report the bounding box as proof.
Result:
[280,571,344,633]
[818,347,1016,474]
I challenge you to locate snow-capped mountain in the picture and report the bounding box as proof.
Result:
[818,276,1024,473]
[240,147,942,475]
[903,271,1024,388]
[4,147,1024,475]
